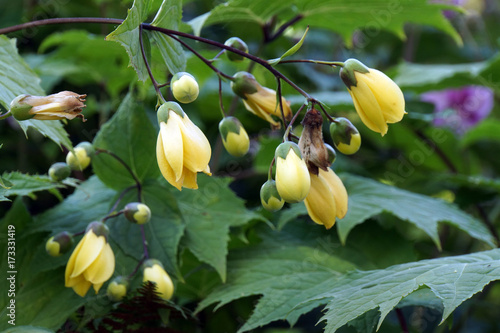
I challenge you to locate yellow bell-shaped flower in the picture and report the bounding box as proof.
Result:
[340,59,405,136]
[156,102,212,190]
[65,222,115,297]
[275,142,311,203]
[231,72,292,128]
[304,168,348,229]
[143,259,174,300]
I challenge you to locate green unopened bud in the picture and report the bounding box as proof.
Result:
[66,142,95,171]
[171,72,199,104]
[260,180,284,212]
[107,276,129,301]
[325,144,337,164]
[124,202,151,224]
[224,37,248,62]
[339,58,370,88]
[330,118,361,155]
[86,221,109,240]
[230,72,258,98]
[46,231,74,257]
[219,117,250,157]
[157,102,185,124]
[48,162,71,181]
[9,95,34,120]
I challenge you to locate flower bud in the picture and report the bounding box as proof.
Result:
[143,259,174,300]
[46,231,74,257]
[107,276,129,301]
[66,142,95,171]
[10,91,86,121]
[275,142,311,203]
[224,37,248,62]
[171,72,199,104]
[260,180,284,212]
[340,58,405,136]
[219,117,250,157]
[124,202,151,224]
[329,118,361,155]
[48,162,71,181]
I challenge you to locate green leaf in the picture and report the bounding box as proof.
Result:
[307,248,500,332]
[268,26,309,66]
[460,119,500,147]
[0,36,71,150]
[106,0,153,81]
[0,326,55,333]
[108,180,185,278]
[0,172,71,201]
[188,0,460,46]
[336,174,496,249]
[149,0,186,75]
[174,175,261,282]
[197,223,358,332]
[92,92,159,190]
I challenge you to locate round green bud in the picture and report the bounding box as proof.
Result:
[48,162,71,182]
[224,37,248,62]
[171,72,199,104]
[230,72,258,98]
[260,180,285,212]
[330,118,361,155]
[107,276,129,302]
[66,142,95,171]
[45,231,74,257]
[124,202,151,224]
[9,94,34,121]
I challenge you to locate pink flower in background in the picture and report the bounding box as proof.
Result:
[421,86,494,134]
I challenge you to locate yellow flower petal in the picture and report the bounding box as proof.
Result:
[157,132,183,190]
[71,278,92,297]
[275,152,311,203]
[161,115,184,181]
[304,173,337,229]
[180,113,211,172]
[71,232,105,278]
[84,242,115,285]
[349,79,388,135]
[320,169,348,219]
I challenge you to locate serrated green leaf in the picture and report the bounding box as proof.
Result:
[149,0,186,75]
[307,249,500,332]
[188,0,460,46]
[0,172,69,201]
[268,26,309,66]
[337,174,496,248]
[108,180,185,278]
[106,0,153,81]
[174,175,262,282]
[0,175,13,190]
[0,36,71,150]
[92,92,159,190]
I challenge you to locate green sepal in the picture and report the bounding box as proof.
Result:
[219,116,242,140]
[275,141,302,160]
[48,162,71,182]
[157,102,185,124]
[76,141,96,158]
[260,180,282,203]
[231,72,258,99]
[325,143,337,165]
[330,118,359,146]
[86,221,109,240]
[339,58,370,88]
[143,258,164,270]
[46,231,74,256]
[9,94,34,121]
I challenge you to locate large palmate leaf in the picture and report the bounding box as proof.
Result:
[309,249,500,332]
[0,36,71,150]
[200,223,500,333]
[92,92,159,190]
[188,0,460,45]
[174,175,262,282]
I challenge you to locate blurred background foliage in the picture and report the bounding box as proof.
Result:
[1,0,500,332]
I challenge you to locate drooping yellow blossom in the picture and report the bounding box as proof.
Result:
[219,116,250,157]
[275,142,311,203]
[156,102,211,190]
[143,259,174,300]
[304,168,348,229]
[65,222,115,297]
[10,91,86,121]
[231,72,292,128]
[340,59,405,136]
